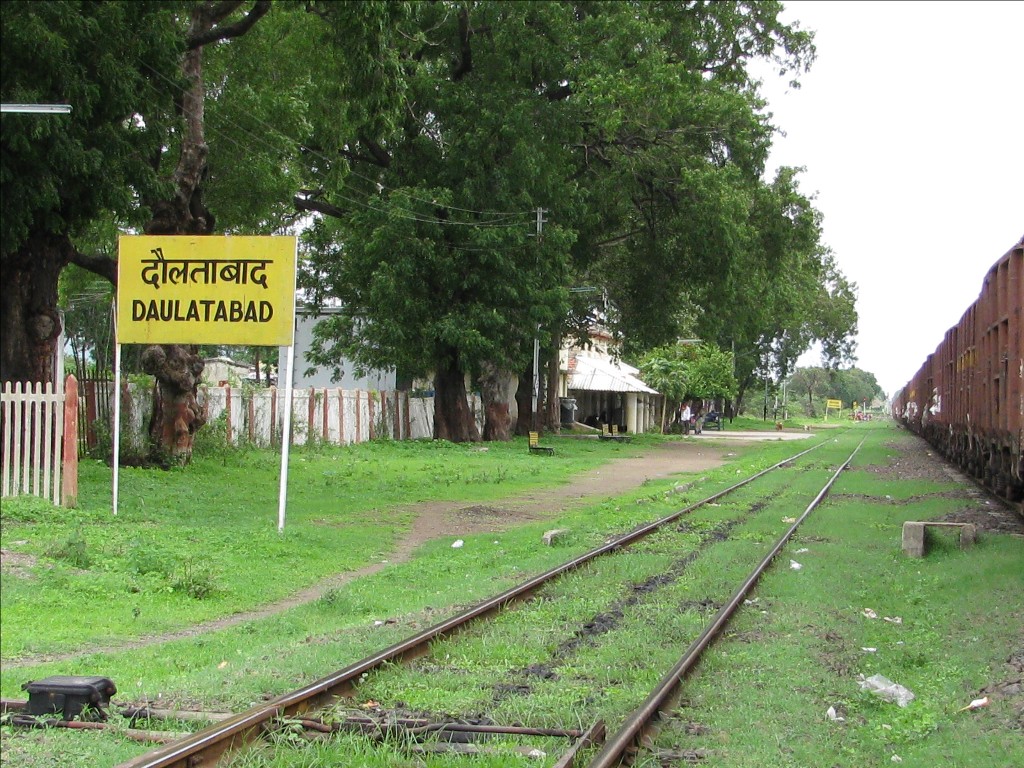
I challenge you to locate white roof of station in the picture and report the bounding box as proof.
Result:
[567,354,658,394]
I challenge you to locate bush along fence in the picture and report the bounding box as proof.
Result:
[1,376,79,507]
[88,382,484,453]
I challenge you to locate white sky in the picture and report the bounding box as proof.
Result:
[754,1,1023,397]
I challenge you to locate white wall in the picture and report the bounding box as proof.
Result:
[280,311,396,391]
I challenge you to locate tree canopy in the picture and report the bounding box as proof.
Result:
[828,366,884,408]
[1,0,182,383]
[2,1,863,445]
[639,342,737,430]
[289,1,843,439]
[788,365,883,416]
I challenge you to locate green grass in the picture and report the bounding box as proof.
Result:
[639,428,1024,768]
[2,423,1020,768]
[0,435,640,659]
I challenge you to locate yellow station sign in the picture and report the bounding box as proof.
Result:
[117,235,296,345]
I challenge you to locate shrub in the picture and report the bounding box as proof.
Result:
[48,528,91,569]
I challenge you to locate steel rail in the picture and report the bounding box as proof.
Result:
[117,439,828,768]
[584,439,864,768]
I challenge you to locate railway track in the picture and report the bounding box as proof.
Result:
[21,437,854,767]
[7,427,1019,767]
[583,438,863,767]
[4,436,881,767]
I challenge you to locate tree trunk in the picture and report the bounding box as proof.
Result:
[733,378,752,419]
[141,345,206,465]
[141,7,216,464]
[479,362,517,441]
[0,232,71,385]
[433,356,481,442]
[513,361,534,437]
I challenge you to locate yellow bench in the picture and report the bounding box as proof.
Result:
[529,431,553,455]
[599,424,630,442]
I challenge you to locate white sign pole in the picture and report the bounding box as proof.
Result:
[277,239,298,534]
[277,341,295,533]
[112,312,122,516]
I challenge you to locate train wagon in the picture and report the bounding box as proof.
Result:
[896,236,1022,502]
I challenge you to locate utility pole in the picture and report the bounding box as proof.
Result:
[532,208,546,431]
[532,326,541,432]
[763,354,769,421]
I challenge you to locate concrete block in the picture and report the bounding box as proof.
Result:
[543,528,568,546]
[902,521,926,558]
[902,521,977,557]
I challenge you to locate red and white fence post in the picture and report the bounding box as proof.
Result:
[62,374,79,507]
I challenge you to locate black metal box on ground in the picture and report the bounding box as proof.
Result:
[22,676,117,720]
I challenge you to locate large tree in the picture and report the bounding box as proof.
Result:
[297,1,580,442]
[1,0,182,385]
[565,2,813,346]
[700,167,858,413]
[829,366,884,408]
[2,1,272,463]
[296,1,823,442]
[139,0,270,464]
[790,365,829,415]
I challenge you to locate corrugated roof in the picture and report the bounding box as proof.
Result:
[567,355,658,394]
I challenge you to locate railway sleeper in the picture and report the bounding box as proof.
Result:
[287,714,604,762]
[292,713,586,742]
[7,714,186,745]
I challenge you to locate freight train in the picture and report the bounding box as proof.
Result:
[891,236,1023,504]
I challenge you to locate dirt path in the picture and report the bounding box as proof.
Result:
[3,441,731,668]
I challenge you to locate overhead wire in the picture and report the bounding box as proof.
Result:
[138,60,537,232]
[135,78,539,259]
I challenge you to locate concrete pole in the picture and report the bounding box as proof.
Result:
[625,392,638,434]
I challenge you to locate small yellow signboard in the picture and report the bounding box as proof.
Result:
[826,399,843,410]
[117,236,296,345]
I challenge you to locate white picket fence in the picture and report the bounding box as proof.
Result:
[0,377,482,508]
[1,377,78,506]
[201,386,427,446]
[113,383,483,449]
[199,385,484,446]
